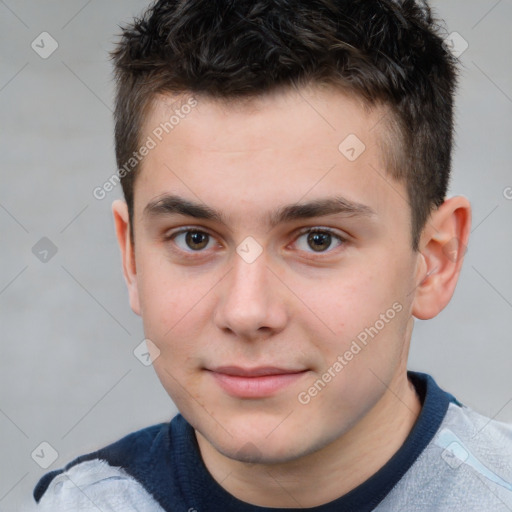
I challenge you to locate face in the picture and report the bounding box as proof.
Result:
[117,85,425,464]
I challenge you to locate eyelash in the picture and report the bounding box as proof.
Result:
[164,226,347,259]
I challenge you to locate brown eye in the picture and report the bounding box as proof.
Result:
[167,229,215,253]
[307,231,332,252]
[184,231,210,250]
[294,228,346,254]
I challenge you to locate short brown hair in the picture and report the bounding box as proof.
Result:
[110,0,458,251]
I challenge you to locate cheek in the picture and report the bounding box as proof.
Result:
[135,253,222,371]
[301,264,408,365]
[136,256,194,352]
[300,271,383,337]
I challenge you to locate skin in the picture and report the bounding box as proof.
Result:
[112,84,471,508]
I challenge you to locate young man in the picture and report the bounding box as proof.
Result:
[32,0,512,510]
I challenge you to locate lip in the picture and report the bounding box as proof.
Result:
[206,366,308,398]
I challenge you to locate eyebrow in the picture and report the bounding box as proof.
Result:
[143,194,377,229]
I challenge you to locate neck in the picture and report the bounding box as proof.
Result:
[195,370,422,508]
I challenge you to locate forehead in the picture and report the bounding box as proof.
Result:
[134,86,404,231]
[144,85,385,153]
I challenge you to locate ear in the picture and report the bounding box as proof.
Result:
[112,199,141,316]
[412,196,471,320]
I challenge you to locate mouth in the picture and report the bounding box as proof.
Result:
[205,366,309,398]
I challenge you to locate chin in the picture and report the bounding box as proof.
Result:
[198,414,322,465]
[218,436,307,465]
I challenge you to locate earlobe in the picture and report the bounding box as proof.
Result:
[411,196,471,320]
[112,199,141,316]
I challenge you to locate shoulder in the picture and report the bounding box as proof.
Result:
[436,401,512,477]
[433,402,512,508]
[30,459,165,512]
[382,400,512,510]
[32,421,170,511]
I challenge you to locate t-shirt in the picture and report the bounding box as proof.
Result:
[31,371,512,511]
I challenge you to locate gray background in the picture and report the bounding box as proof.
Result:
[1,1,511,510]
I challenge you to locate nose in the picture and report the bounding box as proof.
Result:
[213,247,288,339]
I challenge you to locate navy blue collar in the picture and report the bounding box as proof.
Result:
[34,371,459,511]
[170,371,458,511]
